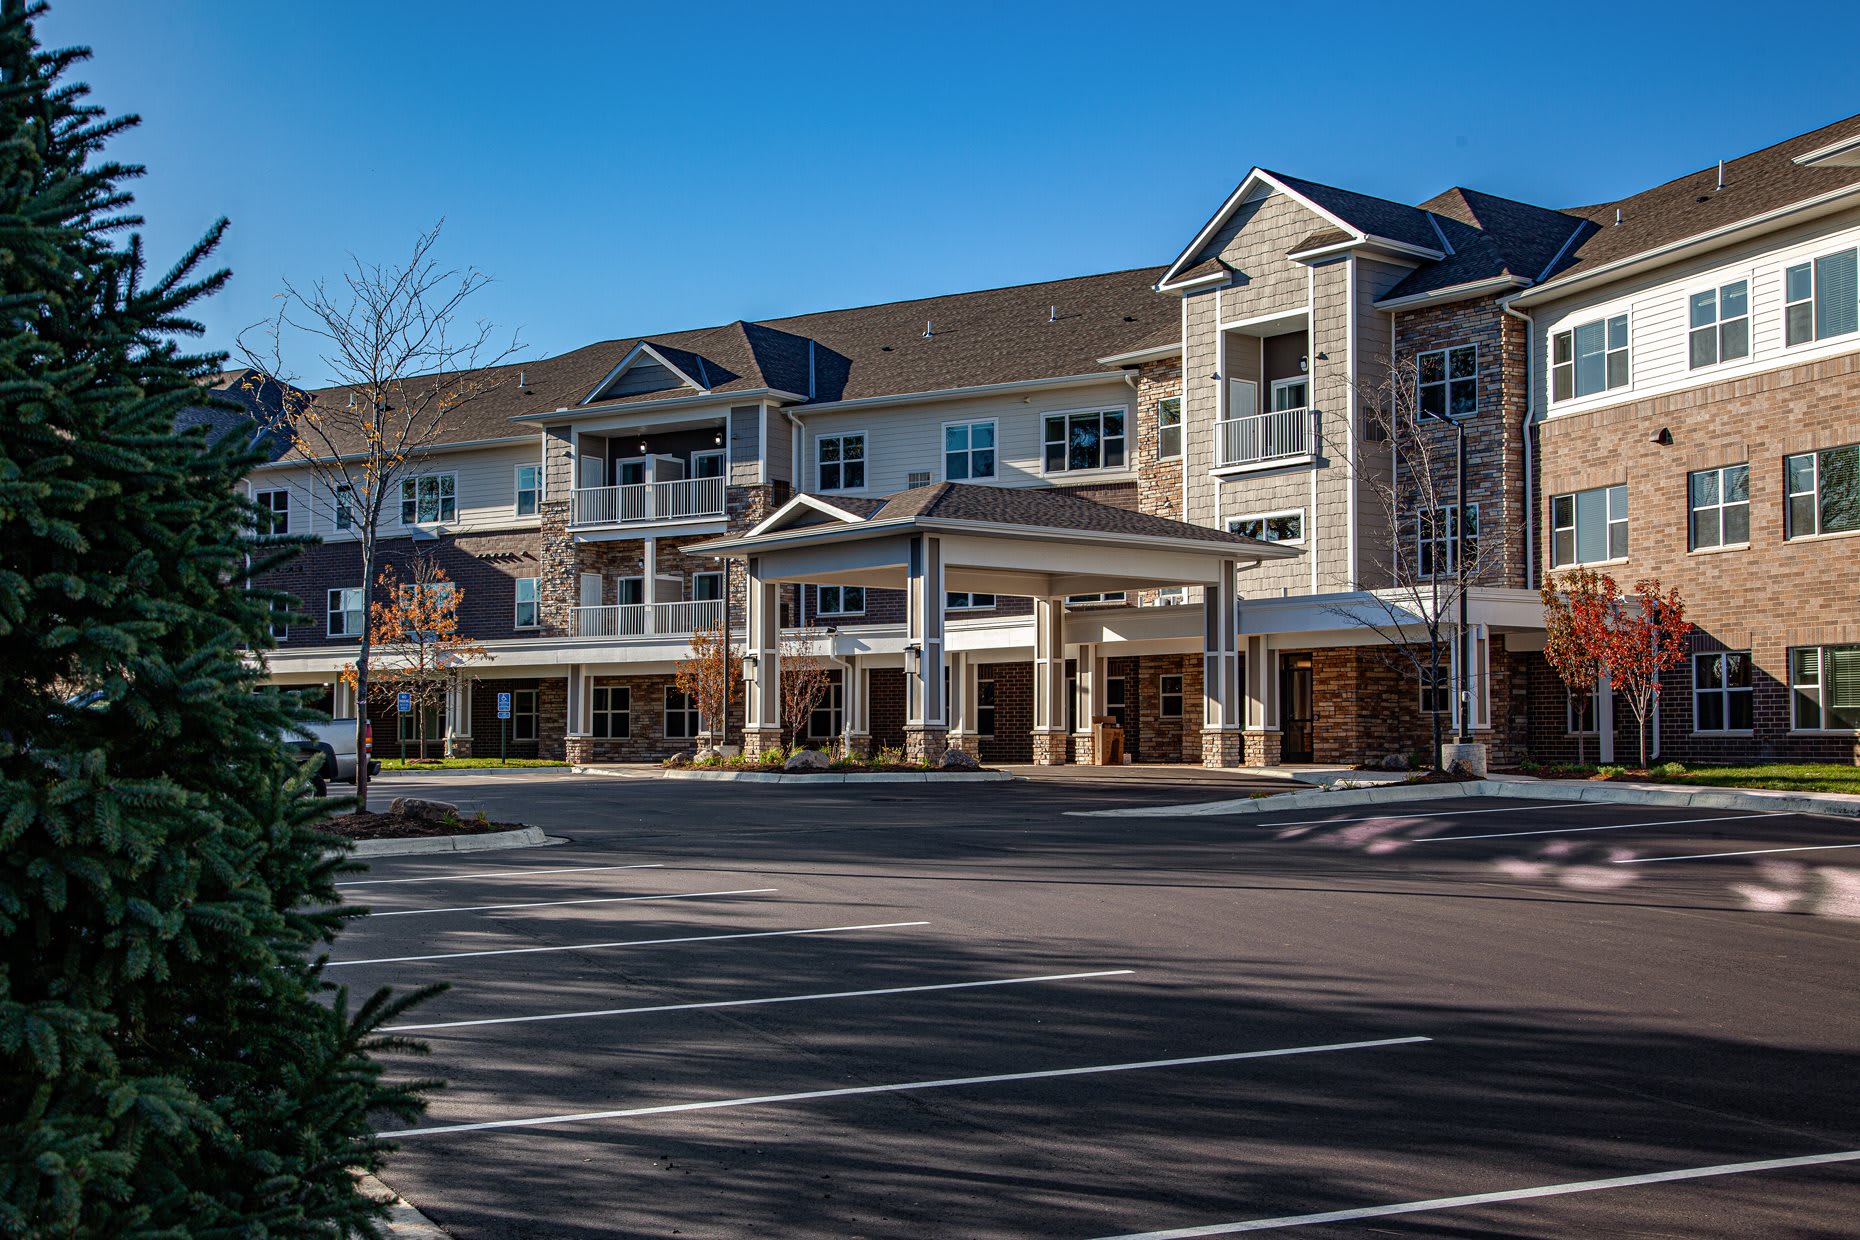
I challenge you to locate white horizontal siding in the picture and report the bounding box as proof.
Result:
[248,438,546,539]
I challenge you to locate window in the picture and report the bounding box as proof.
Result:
[1693,651,1754,732]
[327,586,365,637]
[515,577,539,628]
[616,459,646,487]
[943,421,997,481]
[256,488,290,534]
[1567,689,1597,736]
[1418,664,1451,714]
[515,464,542,516]
[1417,504,1479,577]
[1043,409,1126,473]
[808,672,844,740]
[692,450,726,479]
[1687,281,1750,369]
[1785,444,1860,539]
[613,576,644,607]
[816,584,865,616]
[1065,593,1126,605]
[1551,314,1629,401]
[400,473,456,524]
[1688,464,1749,549]
[591,685,630,738]
[946,592,996,610]
[1159,673,1184,718]
[269,598,290,640]
[692,572,723,602]
[1157,396,1182,459]
[817,433,865,491]
[1270,376,1308,412]
[1106,676,1127,729]
[664,686,701,739]
[333,485,353,531]
[1228,511,1305,543]
[1785,248,1859,347]
[1418,344,1478,418]
[398,707,443,743]
[1792,645,1860,731]
[1550,484,1628,567]
[977,675,996,736]
[511,688,538,741]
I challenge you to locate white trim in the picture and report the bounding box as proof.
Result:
[1795,131,1860,166]
[396,470,458,529]
[513,387,805,425]
[513,461,542,517]
[1038,402,1134,478]
[1373,274,1531,312]
[939,416,999,483]
[787,371,1125,416]
[813,583,867,617]
[1345,256,1358,588]
[814,428,869,494]
[513,576,541,630]
[1226,508,1307,546]
[746,492,875,536]
[579,341,710,405]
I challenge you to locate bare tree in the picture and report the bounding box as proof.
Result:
[1326,356,1512,772]
[238,222,520,807]
[347,552,488,762]
[779,630,834,752]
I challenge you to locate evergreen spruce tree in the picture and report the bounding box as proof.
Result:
[0,4,435,1234]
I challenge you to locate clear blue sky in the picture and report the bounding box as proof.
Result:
[42,1,1860,379]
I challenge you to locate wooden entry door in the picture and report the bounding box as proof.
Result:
[1280,652,1314,763]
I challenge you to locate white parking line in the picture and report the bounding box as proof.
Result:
[336,863,664,888]
[326,920,929,968]
[1086,1148,1860,1237]
[1411,811,1777,843]
[381,1036,1429,1137]
[1615,841,1860,863]
[385,969,1136,1032]
[365,888,776,918]
[1262,803,1572,829]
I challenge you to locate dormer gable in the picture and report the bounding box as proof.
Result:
[746,493,884,537]
[581,341,734,404]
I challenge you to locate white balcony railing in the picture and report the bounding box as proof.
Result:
[572,476,726,527]
[1215,406,1313,469]
[571,599,724,639]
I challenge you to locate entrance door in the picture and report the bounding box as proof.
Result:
[1280,652,1314,763]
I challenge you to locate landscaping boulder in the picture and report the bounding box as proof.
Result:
[388,797,459,822]
[692,746,722,763]
[936,747,981,771]
[1379,752,1410,771]
[783,748,830,772]
[665,752,693,768]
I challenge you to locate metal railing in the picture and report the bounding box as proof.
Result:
[571,599,724,639]
[1215,406,1313,469]
[571,476,726,526]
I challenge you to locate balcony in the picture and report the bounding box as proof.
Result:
[571,599,724,639]
[1215,406,1314,470]
[571,476,726,527]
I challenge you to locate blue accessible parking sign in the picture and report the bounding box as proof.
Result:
[496,691,512,720]
[396,690,411,713]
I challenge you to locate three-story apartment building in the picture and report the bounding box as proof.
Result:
[241,110,1860,769]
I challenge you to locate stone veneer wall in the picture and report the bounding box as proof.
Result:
[1307,640,1527,769]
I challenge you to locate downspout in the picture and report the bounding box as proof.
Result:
[784,407,804,492]
[1501,296,1538,590]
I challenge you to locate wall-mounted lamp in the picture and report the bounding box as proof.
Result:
[742,652,758,682]
[903,642,922,671]
[1649,426,1673,446]
[1298,354,1308,373]
[637,439,648,453]
[713,431,723,445]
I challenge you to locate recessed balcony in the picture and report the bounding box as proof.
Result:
[570,476,726,528]
[1215,406,1315,471]
[571,598,724,639]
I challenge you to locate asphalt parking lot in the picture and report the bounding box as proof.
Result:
[337,770,1860,1238]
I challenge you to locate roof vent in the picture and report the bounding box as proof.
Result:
[907,471,931,488]
[924,319,934,338]
[1715,159,1725,192]
[1614,208,1623,226]
[1049,304,1057,323]
[517,369,527,388]
[346,392,356,408]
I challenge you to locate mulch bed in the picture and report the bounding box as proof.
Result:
[319,812,524,841]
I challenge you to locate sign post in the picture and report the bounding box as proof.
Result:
[496,691,512,766]
[396,690,412,761]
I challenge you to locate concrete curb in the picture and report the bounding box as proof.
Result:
[344,825,557,857]
[358,1172,447,1237]
[654,768,1014,785]
[1073,775,1860,819]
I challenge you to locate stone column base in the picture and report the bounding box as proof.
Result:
[1243,729,1281,767]
[1441,741,1489,777]
[564,736,592,764]
[1201,729,1242,769]
[742,726,784,759]
[1030,731,1067,766]
[1072,731,1096,766]
[949,733,982,759]
[843,734,873,760]
[445,734,473,759]
[902,725,948,765]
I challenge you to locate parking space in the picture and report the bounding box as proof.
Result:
[336,774,1860,1238]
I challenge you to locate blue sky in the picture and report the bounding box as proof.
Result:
[42,1,1860,379]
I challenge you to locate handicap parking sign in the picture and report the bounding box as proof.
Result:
[396,690,412,713]
[496,691,512,720]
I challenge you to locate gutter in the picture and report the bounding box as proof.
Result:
[508,387,807,424]
[1373,274,1530,312]
[250,432,532,471]
[1096,343,1183,366]
[786,371,1126,416]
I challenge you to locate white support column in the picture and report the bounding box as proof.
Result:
[1031,597,1067,765]
[333,678,356,719]
[947,650,970,749]
[744,556,782,757]
[903,535,948,763]
[1201,561,1242,767]
[643,536,657,634]
[841,655,870,758]
[1072,642,1106,764]
[1242,631,1281,766]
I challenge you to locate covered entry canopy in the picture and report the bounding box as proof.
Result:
[688,482,1300,766]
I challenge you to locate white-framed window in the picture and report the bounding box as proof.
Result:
[1791,644,1860,731]
[1149,586,1189,606]
[515,464,542,516]
[1228,510,1306,544]
[692,571,723,602]
[514,577,539,629]
[1159,673,1184,718]
[1687,280,1750,369]
[1551,313,1629,402]
[332,484,353,531]
[943,420,997,481]
[1066,593,1126,605]
[591,685,630,738]
[256,488,290,534]
[1693,651,1754,733]
[817,433,865,491]
[664,686,701,739]
[326,586,365,637]
[816,584,864,616]
[615,458,646,487]
[400,473,456,524]
[1418,664,1451,714]
[1784,248,1859,347]
[1270,376,1308,412]
[1417,344,1477,418]
[1785,444,1860,540]
[1417,504,1478,577]
[1157,396,1182,459]
[269,598,290,640]
[692,449,726,479]
[398,706,444,743]
[808,671,845,740]
[1567,689,1597,736]
[946,592,996,610]
[1688,464,1749,549]
[1043,408,1126,473]
[511,688,538,741]
[1550,484,1628,567]
[976,675,996,736]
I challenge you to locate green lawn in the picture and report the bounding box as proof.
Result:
[1664,763,1860,795]
[377,758,567,771]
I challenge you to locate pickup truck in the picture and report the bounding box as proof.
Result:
[282,719,380,796]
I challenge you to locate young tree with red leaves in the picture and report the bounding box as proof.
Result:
[674,621,739,749]
[343,553,487,761]
[1600,577,1693,769]
[1540,567,1616,765]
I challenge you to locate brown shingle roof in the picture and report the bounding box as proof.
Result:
[863,482,1282,549]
